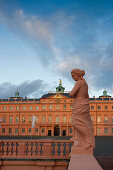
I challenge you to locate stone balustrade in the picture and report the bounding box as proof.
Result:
[0,140,72,160]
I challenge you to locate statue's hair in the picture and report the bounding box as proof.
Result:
[71,69,85,77]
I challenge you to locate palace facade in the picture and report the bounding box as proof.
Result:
[0,81,113,137]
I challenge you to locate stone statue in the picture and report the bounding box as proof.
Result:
[69,69,95,149]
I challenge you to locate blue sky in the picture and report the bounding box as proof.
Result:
[0,0,113,98]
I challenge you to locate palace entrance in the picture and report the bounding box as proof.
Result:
[54,125,60,136]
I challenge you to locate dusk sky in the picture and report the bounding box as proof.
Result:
[0,0,113,98]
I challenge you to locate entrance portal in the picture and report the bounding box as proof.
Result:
[48,130,51,136]
[54,125,60,136]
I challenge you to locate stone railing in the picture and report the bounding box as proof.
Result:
[0,140,72,159]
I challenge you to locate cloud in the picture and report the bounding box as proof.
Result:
[0,79,48,99]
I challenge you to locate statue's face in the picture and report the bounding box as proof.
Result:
[71,72,79,81]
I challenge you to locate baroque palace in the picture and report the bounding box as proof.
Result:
[0,80,113,137]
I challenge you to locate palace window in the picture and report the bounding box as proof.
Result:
[64,105,66,110]
[70,128,72,133]
[23,106,26,110]
[3,117,6,123]
[42,105,45,110]
[2,128,5,133]
[104,117,108,123]
[104,128,108,133]
[105,106,108,110]
[36,106,39,110]
[9,128,12,134]
[36,116,38,122]
[56,105,59,110]
[49,116,52,122]
[98,106,101,109]
[3,106,6,110]
[35,128,38,133]
[91,106,94,109]
[29,117,32,123]
[97,128,101,134]
[15,128,18,134]
[9,117,12,123]
[49,105,52,110]
[97,116,101,123]
[64,100,66,103]
[42,116,45,122]
[10,106,13,110]
[70,105,72,110]
[29,106,32,110]
[112,117,113,123]
[16,106,19,110]
[22,128,25,133]
[16,117,19,123]
[29,128,32,133]
[112,106,113,109]
[112,128,113,133]
[63,116,66,122]
[56,117,59,123]
[70,117,72,122]
[22,117,25,123]
[42,128,45,133]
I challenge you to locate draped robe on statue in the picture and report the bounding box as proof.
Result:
[69,78,95,149]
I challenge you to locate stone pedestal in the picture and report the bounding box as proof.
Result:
[68,146,103,170]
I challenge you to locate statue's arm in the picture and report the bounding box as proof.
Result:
[69,81,81,97]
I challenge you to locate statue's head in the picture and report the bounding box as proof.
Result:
[71,69,85,81]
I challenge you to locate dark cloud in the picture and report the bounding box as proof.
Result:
[0,79,48,99]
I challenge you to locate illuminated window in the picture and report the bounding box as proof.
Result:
[63,116,66,122]
[97,116,101,123]
[16,117,19,123]
[29,106,32,110]
[16,106,19,110]
[105,106,108,110]
[49,105,52,110]
[64,100,66,103]
[104,117,108,123]
[64,105,66,110]
[42,116,45,122]
[10,106,13,110]
[49,117,52,122]
[3,106,6,110]
[2,128,5,133]
[56,105,59,110]
[3,117,6,123]
[97,128,101,134]
[22,117,25,123]
[29,117,32,123]
[9,117,12,123]
[22,128,25,133]
[15,128,18,134]
[23,106,26,110]
[43,105,45,110]
[35,128,38,133]
[104,128,108,133]
[36,106,39,110]
[56,117,59,123]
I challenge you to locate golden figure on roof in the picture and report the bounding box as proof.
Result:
[59,79,61,85]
